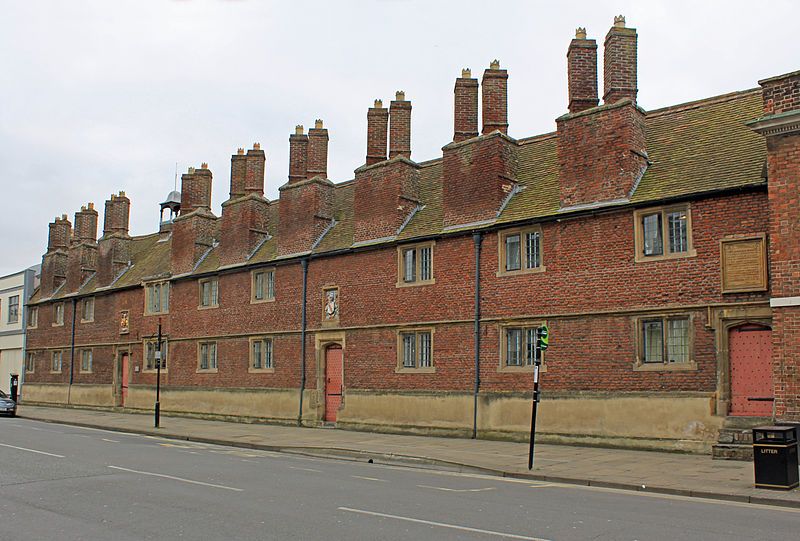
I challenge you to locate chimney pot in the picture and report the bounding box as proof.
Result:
[315,119,323,129]
[395,90,405,101]
[461,68,471,78]
[237,148,245,155]
[614,15,626,28]
[253,142,261,150]
[61,214,67,220]
[374,99,383,108]
[201,162,208,169]
[88,202,94,210]
[490,59,500,70]
[119,191,125,196]
[188,167,196,174]
[576,27,587,39]
[295,125,304,135]
[81,205,87,211]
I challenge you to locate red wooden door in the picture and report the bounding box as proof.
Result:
[121,353,129,407]
[729,325,773,416]
[324,345,343,422]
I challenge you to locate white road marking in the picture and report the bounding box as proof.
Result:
[351,475,387,482]
[101,438,120,443]
[529,484,557,488]
[417,484,496,493]
[0,442,65,458]
[339,507,550,540]
[107,465,243,492]
[289,466,321,473]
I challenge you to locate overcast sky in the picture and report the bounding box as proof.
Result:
[1,0,797,277]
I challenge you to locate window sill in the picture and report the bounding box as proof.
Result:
[496,265,547,278]
[144,311,169,317]
[198,305,219,311]
[634,249,697,264]
[497,364,547,374]
[633,361,698,372]
[80,319,94,324]
[196,368,219,374]
[52,323,64,327]
[248,367,275,374]
[395,367,436,374]
[49,371,61,374]
[250,297,275,305]
[141,369,168,374]
[79,370,93,374]
[396,279,436,289]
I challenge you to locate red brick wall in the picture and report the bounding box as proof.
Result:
[218,196,269,266]
[288,131,309,183]
[307,125,328,179]
[603,24,637,104]
[567,37,599,113]
[229,150,247,198]
[453,72,478,143]
[481,64,508,135]
[557,101,646,207]
[389,95,411,159]
[353,160,419,243]
[366,102,389,166]
[442,134,516,228]
[277,179,333,256]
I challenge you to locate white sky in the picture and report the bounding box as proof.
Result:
[1,0,797,277]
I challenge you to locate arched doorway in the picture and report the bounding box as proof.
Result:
[729,324,773,416]
[324,345,343,422]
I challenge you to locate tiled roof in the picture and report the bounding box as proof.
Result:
[35,89,767,300]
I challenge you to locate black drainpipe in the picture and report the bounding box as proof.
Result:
[297,258,309,426]
[472,232,483,439]
[67,298,77,405]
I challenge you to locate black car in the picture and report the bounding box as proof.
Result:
[0,390,17,417]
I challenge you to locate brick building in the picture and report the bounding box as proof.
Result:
[23,17,800,453]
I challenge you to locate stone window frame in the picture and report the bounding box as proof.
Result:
[7,295,19,324]
[79,348,93,374]
[251,268,276,304]
[144,281,170,316]
[249,336,275,373]
[633,204,697,263]
[81,297,95,323]
[50,350,62,373]
[197,341,218,373]
[198,277,220,310]
[632,313,698,372]
[52,302,65,327]
[396,241,436,288]
[142,338,168,373]
[27,307,38,329]
[25,351,35,374]
[395,327,436,374]
[497,225,546,277]
[498,320,546,373]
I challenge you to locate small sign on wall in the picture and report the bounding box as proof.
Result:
[720,234,767,293]
[119,310,130,334]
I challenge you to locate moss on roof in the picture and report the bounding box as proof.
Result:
[36,89,767,300]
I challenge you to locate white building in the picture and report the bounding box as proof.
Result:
[0,265,39,397]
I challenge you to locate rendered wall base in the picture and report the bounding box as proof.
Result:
[337,391,722,453]
[23,383,114,407]
[125,386,300,424]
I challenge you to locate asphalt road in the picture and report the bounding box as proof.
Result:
[1,418,798,541]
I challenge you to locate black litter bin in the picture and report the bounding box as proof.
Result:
[753,426,799,490]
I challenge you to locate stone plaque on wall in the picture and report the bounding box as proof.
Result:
[720,234,767,293]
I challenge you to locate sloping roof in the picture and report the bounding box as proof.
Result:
[35,88,767,300]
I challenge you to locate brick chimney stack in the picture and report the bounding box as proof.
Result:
[307,120,329,179]
[567,27,599,113]
[482,60,509,135]
[245,144,266,195]
[73,203,98,243]
[97,193,131,287]
[288,125,309,183]
[230,147,247,198]
[180,165,212,214]
[453,68,479,142]
[366,99,389,165]
[389,91,412,159]
[102,192,130,237]
[47,214,71,252]
[603,15,638,104]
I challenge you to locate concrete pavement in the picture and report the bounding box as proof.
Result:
[16,404,800,509]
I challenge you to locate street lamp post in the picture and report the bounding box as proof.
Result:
[155,318,162,428]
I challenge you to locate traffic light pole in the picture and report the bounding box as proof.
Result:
[528,359,541,470]
[528,325,548,470]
